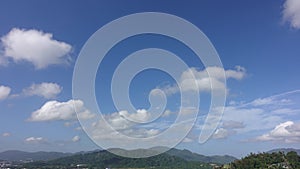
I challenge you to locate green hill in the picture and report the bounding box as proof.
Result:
[228,151,300,169]
[0,147,236,165]
[166,148,236,164]
[23,150,212,169]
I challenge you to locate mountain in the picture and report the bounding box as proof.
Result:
[0,150,72,162]
[0,147,236,165]
[268,148,300,155]
[166,148,237,164]
[23,150,212,169]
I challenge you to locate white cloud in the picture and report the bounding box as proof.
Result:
[0,85,11,100]
[2,132,11,137]
[221,106,282,133]
[182,137,193,143]
[251,98,274,106]
[256,121,300,143]
[119,109,150,123]
[145,129,160,136]
[23,82,62,99]
[213,128,230,139]
[162,110,174,117]
[88,109,163,142]
[197,90,300,141]
[72,135,80,142]
[160,66,246,95]
[104,109,151,130]
[28,99,95,122]
[212,121,244,139]
[1,28,72,69]
[283,0,300,29]
[181,66,246,81]
[25,137,47,144]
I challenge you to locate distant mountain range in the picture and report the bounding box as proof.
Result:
[1,147,299,166]
[0,147,236,165]
[24,150,212,169]
[0,150,72,161]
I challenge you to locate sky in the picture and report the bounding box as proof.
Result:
[0,0,300,158]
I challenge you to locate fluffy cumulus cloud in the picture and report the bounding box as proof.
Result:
[256,121,300,143]
[28,99,95,122]
[24,137,47,144]
[72,135,80,142]
[119,109,150,123]
[0,85,11,100]
[0,28,72,69]
[282,0,300,29]
[182,66,246,92]
[23,82,62,99]
[103,109,151,130]
[159,66,246,95]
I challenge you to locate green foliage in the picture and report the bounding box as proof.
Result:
[166,148,236,164]
[286,151,300,168]
[230,151,300,169]
[22,150,212,169]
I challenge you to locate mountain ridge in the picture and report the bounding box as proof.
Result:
[0,147,236,164]
[0,150,72,161]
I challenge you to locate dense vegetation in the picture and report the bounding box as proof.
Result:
[7,149,300,169]
[0,147,236,165]
[22,150,212,169]
[228,151,300,169]
[166,148,236,164]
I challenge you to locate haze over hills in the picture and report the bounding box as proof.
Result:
[165,148,236,164]
[24,150,212,169]
[0,147,236,165]
[0,150,72,162]
[1,147,299,168]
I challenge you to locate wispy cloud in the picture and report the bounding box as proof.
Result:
[210,90,300,141]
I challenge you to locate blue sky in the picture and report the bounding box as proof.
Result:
[0,0,300,158]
